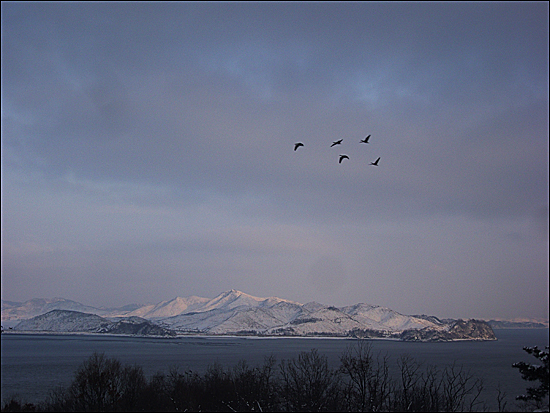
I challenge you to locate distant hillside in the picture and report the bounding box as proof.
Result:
[12,310,176,336]
[487,320,549,329]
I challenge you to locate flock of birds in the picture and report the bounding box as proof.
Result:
[294,135,380,166]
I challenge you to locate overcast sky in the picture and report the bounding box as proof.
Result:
[2,2,548,320]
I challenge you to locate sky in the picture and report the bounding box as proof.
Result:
[1,2,548,321]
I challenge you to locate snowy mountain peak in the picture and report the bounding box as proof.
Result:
[199,290,267,312]
[195,290,299,314]
[126,295,210,319]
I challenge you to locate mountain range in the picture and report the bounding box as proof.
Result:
[2,289,539,341]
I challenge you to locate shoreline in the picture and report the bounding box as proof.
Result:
[0,329,503,342]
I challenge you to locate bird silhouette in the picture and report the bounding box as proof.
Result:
[360,135,371,144]
[331,139,343,147]
[370,157,380,166]
[294,142,304,151]
[339,154,350,164]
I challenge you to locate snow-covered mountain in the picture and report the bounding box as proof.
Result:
[2,290,499,341]
[152,292,495,341]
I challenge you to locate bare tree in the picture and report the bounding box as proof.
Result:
[441,362,484,412]
[229,357,277,412]
[339,339,391,412]
[395,354,423,411]
[68,352,125,411]
[495,383,508,412]
[279,348,341,412]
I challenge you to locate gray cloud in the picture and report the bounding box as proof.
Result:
[2,2,548,320]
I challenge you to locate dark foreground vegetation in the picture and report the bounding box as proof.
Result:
[2,341,548,412]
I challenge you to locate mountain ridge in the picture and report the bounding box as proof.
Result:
[1,290,506,341]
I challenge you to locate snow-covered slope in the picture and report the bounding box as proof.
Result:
[341,304,438,331]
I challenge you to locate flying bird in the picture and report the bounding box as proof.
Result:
[370,157,380,166]
[331,139,343,147]
[339,154,350,164]
[360,135,371,143]
[294,142,304,151]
